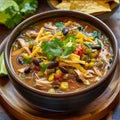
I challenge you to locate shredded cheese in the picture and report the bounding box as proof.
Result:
[65,21,72,27]
[50,31,62,40]
[37,35,52,42]
[29,46,41,58]
[76,32,96,44]
[35,27,44,42]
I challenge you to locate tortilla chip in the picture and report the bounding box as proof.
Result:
[54,0,119,15]
[70,0,111,14]
[56,2,70,10]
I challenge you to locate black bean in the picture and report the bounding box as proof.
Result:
[53,84,60,89]
[32,58,40,66]
[47,61,59,69]
[91,45,101,50]
[17,56,24,65]
[24,66,31,74]
[107,66,110,70]
[109,58,113,64]
[62,28,69,35]
[52,81,60,89]
[59,66,68,73]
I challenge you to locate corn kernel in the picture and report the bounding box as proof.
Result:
[60,82,68,90]
[91,58,96,62]
[48,88,55,94]
[89,62,94,67]
[85,63,89,67]
[56,69,62,74]
[48,73,54,81]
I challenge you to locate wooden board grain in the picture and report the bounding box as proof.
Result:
[0,54,119,120]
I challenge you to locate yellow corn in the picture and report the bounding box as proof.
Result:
[48,73,54,81]
[48,88,55,94]
[60,82,68,90]
[56,69,62,74]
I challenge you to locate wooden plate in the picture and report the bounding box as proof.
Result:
[0,37,120,120]
[0,57,119,120]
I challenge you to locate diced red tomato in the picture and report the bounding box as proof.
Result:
[54,73,62,80]
[35,66,40,71]
[60,36,65,40]
[77,50,83,56]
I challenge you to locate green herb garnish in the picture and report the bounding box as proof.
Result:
[83,42,92,48]
[40,63,48,73]
[41,38,63,60]
[97,40,102,47]
[23,58,32,64]
[0,0,38,28]
[92,31,101,38]
[41,36,76,60]
[77,26,83,31]
[55,22,65,30]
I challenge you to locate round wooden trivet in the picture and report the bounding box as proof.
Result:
[0,59,119,120]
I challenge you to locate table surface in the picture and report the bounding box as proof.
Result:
[0,1,120,120]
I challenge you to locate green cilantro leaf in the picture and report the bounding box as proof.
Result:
[41,38,63,60]
[61,46,75,58]
[40,63,48,73]
[0,0,38,28]
[55,22,65,30]
[23,58,32,64]
[61,36,76,58]
[63,36,76,47]
[77,26,83,31]
[97,40,102,47]
[92,31,101,38]
[83,42,92,48]
[41,37,77,60]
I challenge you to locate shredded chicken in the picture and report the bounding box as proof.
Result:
[34,77,52,90]
[44,22,57,30]
[26,30,38,38]
[74,69,90,85]
[17,38,31,54]
[83,70,94,78]
[93,67,102,77]
[17,67,26,73]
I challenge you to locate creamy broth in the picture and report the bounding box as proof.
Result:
[11,17,113,93]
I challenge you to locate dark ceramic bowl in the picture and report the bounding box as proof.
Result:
[4,10,118,112]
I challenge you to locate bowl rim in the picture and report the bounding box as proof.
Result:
[4,10,118,98]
